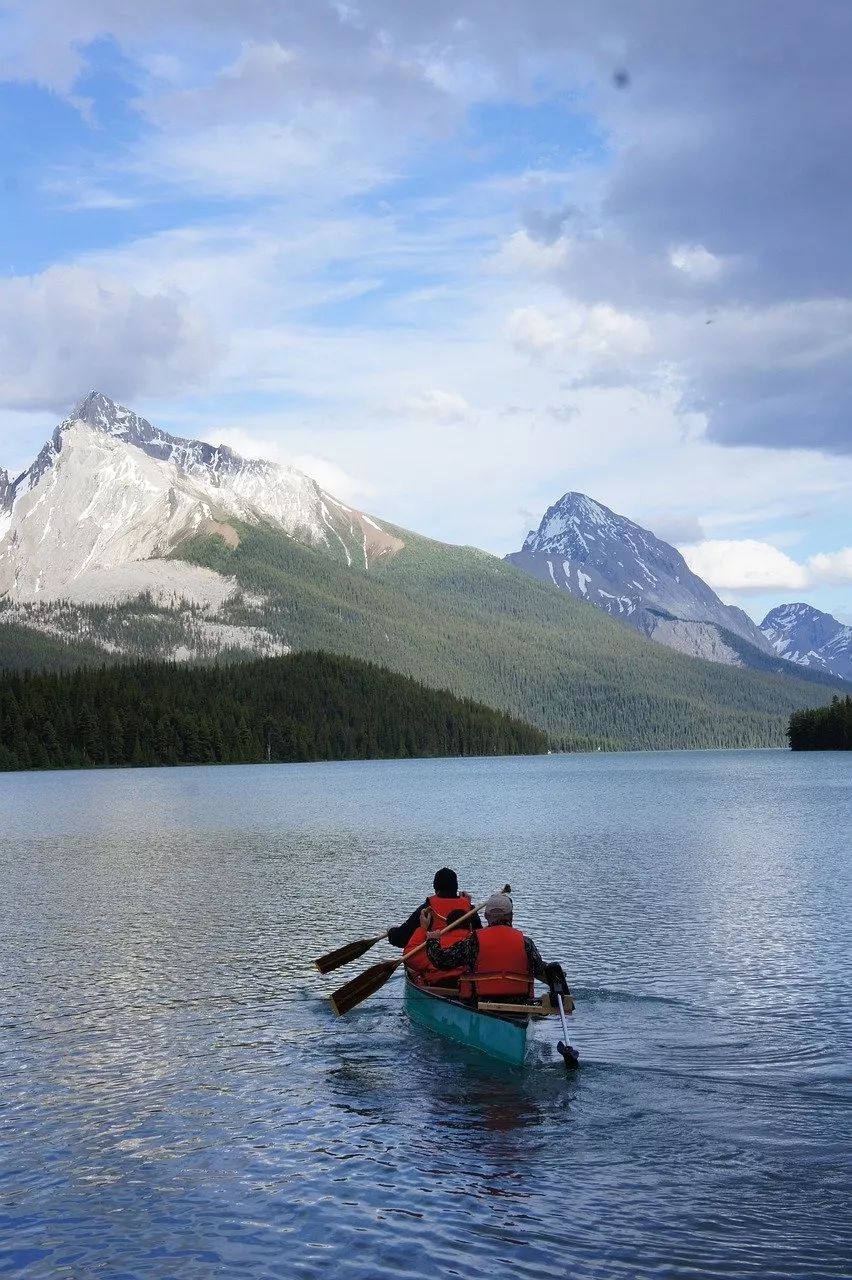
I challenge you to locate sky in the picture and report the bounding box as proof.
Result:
[0,0,851,624]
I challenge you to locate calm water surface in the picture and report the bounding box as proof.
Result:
[0,751,849,1279]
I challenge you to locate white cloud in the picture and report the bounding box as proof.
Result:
[496,230,570,278]
[681,539,852,595]
[0,265,221,412]
[809,547,852,585]
[680,539,811,592]
[211,432,365,506]
[506,306,564,355]
[388,389,477,424]
[669,244,724,281]
[501,304,647,371]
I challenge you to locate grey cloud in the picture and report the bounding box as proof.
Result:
[521,205,576,246]
[642,513,706,545]
[0,265,221,411]
[547,403,578,423]
[670,301,852,453]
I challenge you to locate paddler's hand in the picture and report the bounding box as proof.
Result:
[420,908,433,931]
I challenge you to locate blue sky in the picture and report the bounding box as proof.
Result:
[1,1,851,622]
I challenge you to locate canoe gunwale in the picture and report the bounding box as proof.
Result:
[409,980,531,1026]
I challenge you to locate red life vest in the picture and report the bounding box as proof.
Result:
[430,926,471,985]
[403,926,434,981]
[404,925,470,987]
[426,893,472,929]
[458,924,533,1000]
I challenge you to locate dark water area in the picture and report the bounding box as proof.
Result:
[0,750,849,1279]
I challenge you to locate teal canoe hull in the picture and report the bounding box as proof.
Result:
[404,978,529,1067]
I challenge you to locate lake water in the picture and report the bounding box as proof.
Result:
[0,750,849,1279]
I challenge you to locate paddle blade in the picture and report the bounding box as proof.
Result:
[314,933,385,975]
[558,1041,580,1070]
[328,957,401,1016]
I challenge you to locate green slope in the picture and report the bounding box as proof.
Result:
[0,619,112,672]
[0,650,547,771]
[177,522,839,750]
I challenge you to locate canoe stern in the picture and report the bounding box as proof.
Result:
[404,979,528,1067]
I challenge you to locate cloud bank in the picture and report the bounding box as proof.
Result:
[681,539,852,594]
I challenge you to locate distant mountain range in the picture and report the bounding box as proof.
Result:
[0,393,844,750]
[761,603,852,682]
[506,492,850,683]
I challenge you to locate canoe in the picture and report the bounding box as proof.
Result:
[404,977,529,1067]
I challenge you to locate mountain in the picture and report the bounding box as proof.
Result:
[0,394,842,750]
[761,603,852,682]
[0,391,401,604]
[505,492,782,669]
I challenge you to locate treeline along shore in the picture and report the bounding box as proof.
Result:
[0,650,548,772]
[788,695,852,750]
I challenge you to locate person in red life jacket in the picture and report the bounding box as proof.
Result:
[424,890,563,1003]
[386,867,481,949]
[403,908,473,989]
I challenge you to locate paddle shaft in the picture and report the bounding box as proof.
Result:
[399,882,510,967]
[556,992,572,1044]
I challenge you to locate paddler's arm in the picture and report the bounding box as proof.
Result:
[524,936,549,982]
[387,903,428,948]
[425,932,478,970]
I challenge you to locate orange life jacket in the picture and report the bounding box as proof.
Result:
[426,893,472,929]
[404,925,470,987]
[430,926,471,985]
[458,924,533,1000]
[403,926,434,981]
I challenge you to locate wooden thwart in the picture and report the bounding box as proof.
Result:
[478,999,552,1018]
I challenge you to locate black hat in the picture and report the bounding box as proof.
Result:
[433,867,459,895]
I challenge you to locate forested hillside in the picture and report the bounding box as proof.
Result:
[788,696,852,750]
[0,618,113,672]
[177,522,840,751]
[0,651,547,772]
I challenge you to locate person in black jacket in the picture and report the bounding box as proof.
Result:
[386,867,482,948]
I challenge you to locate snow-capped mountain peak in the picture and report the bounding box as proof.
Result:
[525,492,618,550]
[508,490,775,662]
[761,602,852,681]
[0,393,402,602]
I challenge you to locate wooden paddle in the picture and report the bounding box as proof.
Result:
[327,885,510,1017]
[314,932,388,975]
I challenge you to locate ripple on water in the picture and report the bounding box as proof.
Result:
[0,751,850,1279]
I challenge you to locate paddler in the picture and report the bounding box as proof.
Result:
[386,867,482,949]
[424,890,567,1003]
[403,908,473,989]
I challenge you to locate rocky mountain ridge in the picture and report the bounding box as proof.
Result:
[761,602,852,682]
[505,491,776,668]
[0,392,402,606]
